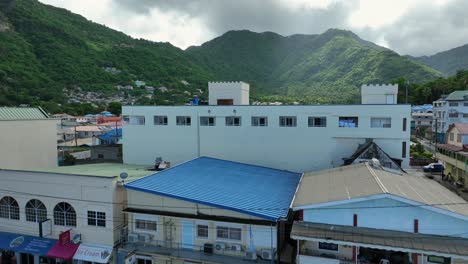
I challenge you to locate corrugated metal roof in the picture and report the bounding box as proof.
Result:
[293,163,468,217]
[124,157,302,221]
[0,107,49,120]
[445,90,468,101]
[291,221,468,258]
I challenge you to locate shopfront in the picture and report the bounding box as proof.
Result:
[0,232,56,264]
[72,244,114,264]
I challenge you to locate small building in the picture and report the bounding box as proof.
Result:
[436,124,468,185]
[0,107,59,170]
[0,163,153,264]
[120,157,302,264]
[291,162,468,264]
[97,116,121,124]
[361,84,398,104]
[91,144,122,161]
[208,81,250,105]
[432,90,468,143]
[75,125,105,138]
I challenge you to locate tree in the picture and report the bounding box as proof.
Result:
[108,102,122,115]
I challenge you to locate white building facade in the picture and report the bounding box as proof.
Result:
[123,83,410,172]
[432,90,468,143]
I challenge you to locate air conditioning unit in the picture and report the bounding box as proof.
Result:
[127,233,138,243]
[245,251,257,260]
[139,233,152,243]
[214,243,225,252]
[261,249,275,260]
[230,244,242,252]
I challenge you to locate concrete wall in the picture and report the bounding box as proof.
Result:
[0,170,125,246]
[361,84,398,104]
[302,197,468,238]
[433,99,468,133]
[208,82,250,105]
[0,120,59,170]
[122,105,411,172]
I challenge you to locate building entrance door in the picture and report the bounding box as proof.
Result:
[181,221,194,250]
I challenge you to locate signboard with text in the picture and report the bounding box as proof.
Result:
[59,230,70,245]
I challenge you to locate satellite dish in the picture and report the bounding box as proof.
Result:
[120,172,128,180]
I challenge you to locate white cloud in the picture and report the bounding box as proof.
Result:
[38,0,468,55]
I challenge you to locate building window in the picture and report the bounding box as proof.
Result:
[402,141,407,158]
[450,133,454,141]
[308,117,326,127]
[135,219,157,231]
[88,211,106,227]
[318,242,338,251]
[464,113,468,118]
[197,224,209,238]
[225,116,241,126]
[449,102,458,107]
[25,199,47,223]
[98,154,104,159]
[153,116,168,125]
[251,116,268,127]
[370,117,392,128]
[53,202,76,227]
[449,113,459,118]
[136,257,152,264]
[176,116,191,126]
[0,196,20,220]
[464,102,468,107]
[457,134,462,142]
[403,118,407,131]
[200,116,215,126]
[339,117,358,128]
[216,226,241,241]
[124,115,145,125]
[279,116,297,127]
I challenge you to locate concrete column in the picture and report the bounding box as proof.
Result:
[34,255,39,264]
[15,253,22,264]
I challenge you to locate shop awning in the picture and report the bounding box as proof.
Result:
[73,243,113,263]
[291,222,468,260]
[0,232,56,256]
[47,241,79,260]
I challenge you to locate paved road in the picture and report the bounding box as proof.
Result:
[418,138,436,153]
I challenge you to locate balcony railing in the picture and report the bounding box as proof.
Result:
[122,234,275,264]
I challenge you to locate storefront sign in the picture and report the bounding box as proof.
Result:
[0,232,56,256]
[73,244,113,263]
[59,230,71,245]
[124,253,136,264]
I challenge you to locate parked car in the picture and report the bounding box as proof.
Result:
[423,163,444,173]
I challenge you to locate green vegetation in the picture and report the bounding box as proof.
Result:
[410,44,468,76]
[1,0,465,111]
[410,142,433,159]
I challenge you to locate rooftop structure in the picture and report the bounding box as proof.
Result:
[0,107,50,120]
[361,84,398,104]
[125,157,301,221]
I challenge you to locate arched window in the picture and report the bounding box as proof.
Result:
[25,199,47,222]
[0,196,20,220]
[53,202,76,227]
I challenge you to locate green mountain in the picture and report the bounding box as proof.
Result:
[409,44,468,76]
[0,0,213,110]
[187,29,443,103]
[0,0,444,111]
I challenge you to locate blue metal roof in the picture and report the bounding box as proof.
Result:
[125,157,302,221]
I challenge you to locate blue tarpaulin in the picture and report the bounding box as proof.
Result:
[98,128,122,144]
[0,232,56,255]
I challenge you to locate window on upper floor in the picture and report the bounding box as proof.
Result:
[370,117,392,128]
[153,115,168,125]
[197,224,209,238]
[225,116,241,126]
[464,102,468,107]
[216,226,241,241]
[403,118,407,131]
[463,113,468,118]
[176,116,191,126]
[308,117,326,127]
[135,218,157,231]
[25,199,47,223]
[318,242,338,251]
[88,211,106,227]
[279,116,297,127]
[449,113,459,118]
[457,134,462,143]
[450,133,454,141]
[251,116,268,127]
[200,116,215,126]
[53,202,76,227]
[449,102,458,107]
[339,117,358,128]
[0,196,19,220]
[123,115,145,125]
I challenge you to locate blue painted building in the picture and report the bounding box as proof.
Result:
[291,162,468,264]
[121,157,302,264]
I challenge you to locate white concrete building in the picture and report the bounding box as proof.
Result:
[123,83,410,172]
[208,81,250,105]
[432,90,468,143]
[0,163,152,264]
[0,107,59,170]
[361,84,398,104]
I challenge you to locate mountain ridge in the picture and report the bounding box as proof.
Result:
[409,43,468,76]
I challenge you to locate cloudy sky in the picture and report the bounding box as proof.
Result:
[39,0,468,56]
